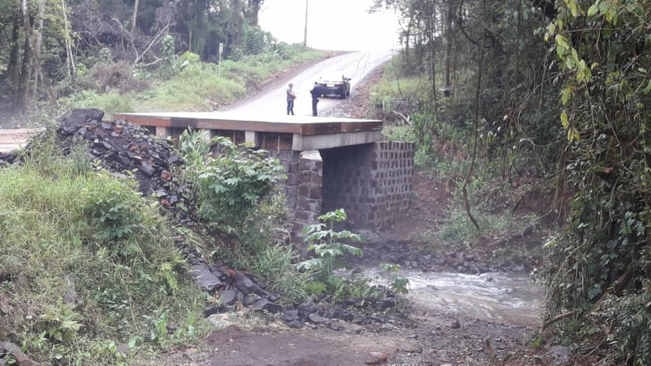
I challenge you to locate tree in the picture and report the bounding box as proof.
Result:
[541,0,651,362]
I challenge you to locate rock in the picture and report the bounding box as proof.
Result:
[250,298,269,311]
[286,320,303,329]
[0,341,41,366]
[169,195,179,205]
[547,345,571,365]
[250,298,283,314]
[329,323,344,331]
[242,294,259,306]
[379,297,396,310]
[511,264,526,272]
[284,309,300,322]
[219,289,237,305]
[457,251,465,262]
[168,153,183,165]
[203,306,220,317]
[60,108,104,135]
[189,263,223,292]
[235,271,267,296]
[344,297,362,307]
[450,319,461,329]
[208,313,235,328]
[297,300,317,318]
[364,352,388,365]
[308,313,329,325]
[139,162,155,177]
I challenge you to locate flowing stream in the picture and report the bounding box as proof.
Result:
[366,269,544,327]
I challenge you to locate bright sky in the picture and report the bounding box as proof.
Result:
[259,0,400,51]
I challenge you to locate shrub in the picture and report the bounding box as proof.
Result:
[297,209,363,282]
[184,135,285,226]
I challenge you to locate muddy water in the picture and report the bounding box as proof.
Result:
[368,269,543,327]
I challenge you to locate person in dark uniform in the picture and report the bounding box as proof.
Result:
[309,82,322,116]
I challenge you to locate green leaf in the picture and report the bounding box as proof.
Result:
[561,87,572,105]
[587,3,599,16]
[643,80,651,95]
[561,111,569,129]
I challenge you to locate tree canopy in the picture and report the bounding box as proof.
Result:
[0,0,269,111]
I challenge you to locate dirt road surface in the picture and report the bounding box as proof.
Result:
[227,51,394,117]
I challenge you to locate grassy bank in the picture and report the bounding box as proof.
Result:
[0,140,211,364]
[22,45,325,125]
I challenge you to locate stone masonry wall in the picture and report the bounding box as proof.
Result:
[268,149,301,213]
[292,150,323,234]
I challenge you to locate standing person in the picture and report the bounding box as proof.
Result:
[286,83,296,115]
[309,82,322,117]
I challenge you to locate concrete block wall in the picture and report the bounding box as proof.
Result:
[320,144,374,228]
[319,141,414,230]
[367,141,415,228]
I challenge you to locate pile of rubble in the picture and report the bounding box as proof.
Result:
[194,259,403,330]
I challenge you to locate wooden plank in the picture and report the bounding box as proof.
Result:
[114,112,383,136]
[114,114,171,127]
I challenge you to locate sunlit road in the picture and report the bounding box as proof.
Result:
[227,51,394,117]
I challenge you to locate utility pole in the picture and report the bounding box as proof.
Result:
[303,0,308,48]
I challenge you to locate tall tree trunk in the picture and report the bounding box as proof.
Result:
[32,0,44,94]
[245,0,262,26]
[60,0,75,79]
[17,0,34,111]
[131,0,140,33]
[444,0,454,97]
[8,16,21,105]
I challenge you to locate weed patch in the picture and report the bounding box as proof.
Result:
[0,143,208,364]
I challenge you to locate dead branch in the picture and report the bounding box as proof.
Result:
[391,110,411,125]
[541,311,576,331]
[132,24,169,66]
[588,267,635,314]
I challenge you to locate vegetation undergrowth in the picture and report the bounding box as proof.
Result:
[373,60,547,268]
[0,136,210,364]
[57,45,324,120]
[177,128,308,305]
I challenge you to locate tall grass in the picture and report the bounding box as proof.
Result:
[56,46,325,118]
[0,139,208,364]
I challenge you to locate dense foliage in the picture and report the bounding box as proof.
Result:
[0,0,275,112]
[541,1,651,363]
[0,139,208,364]
[373,0,650,362]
